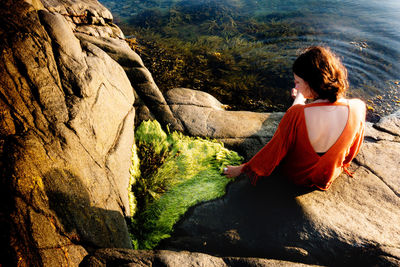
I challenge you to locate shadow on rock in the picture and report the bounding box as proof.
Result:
[43,168,131,251]
[159,172,316,263]
[160,89,400,266]
[159,169,399,266]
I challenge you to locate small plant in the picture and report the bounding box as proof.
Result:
[129,120,242,249]
[125,37,142,53]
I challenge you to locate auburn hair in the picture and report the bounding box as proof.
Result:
[292,46,349,102]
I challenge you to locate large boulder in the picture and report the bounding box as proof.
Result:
[160,88,400,266]
[0,0,136,265]
[166,88,284,159]
[80,88,400,266]
[81,248,319,266]
[74,33,184,132]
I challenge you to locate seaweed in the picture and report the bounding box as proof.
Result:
[129,120,242,249]
[103,0,307,112]
[101,0,400,117]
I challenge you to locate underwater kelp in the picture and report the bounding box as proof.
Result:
[126,32,293,112]
[97,0,313,112]
[112,0,304,112]
[130,120,243,249]
[101,0,400,120]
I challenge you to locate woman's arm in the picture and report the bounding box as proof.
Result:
[223,105,301,182]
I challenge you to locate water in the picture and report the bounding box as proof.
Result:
[100,0,400,120]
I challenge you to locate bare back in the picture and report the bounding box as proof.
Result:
[304,103,349,153]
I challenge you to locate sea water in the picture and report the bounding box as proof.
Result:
[100,0,400,120]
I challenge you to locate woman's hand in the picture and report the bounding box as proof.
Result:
[223,165,244,178]
[291,88,298,99]
[291,88,306,106]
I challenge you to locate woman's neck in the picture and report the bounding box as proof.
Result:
[312,98,346,104]
[312,99,329,103]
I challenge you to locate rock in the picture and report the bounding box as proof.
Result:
[356,122,400,196]
[158,94,400,266]
[76,23,124,39]
[81,248,320,266]
[364,122,400,142]
[1,0,136,265]
[40,0,123,39]
[166,87,226,110]
[159,165,400,266]
[167,88,284,159]
[2,0,399,266]
[375,109,400,136]
[74,33,184,132]
[41,0,113,25]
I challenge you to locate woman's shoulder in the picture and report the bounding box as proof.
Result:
[281,104,305,123]
[346,98,366,122]
[287,103,306,113]
[347,98,366,106]
[347,98,366,112]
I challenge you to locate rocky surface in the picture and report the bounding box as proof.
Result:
[73,33,184,132]
[1,0,188,264]
[81,248,320,267]
[2,0,400,266]
[82,89,400,266]
[0,0,136,265]
[159,88,400,266]
[166,88,284,160]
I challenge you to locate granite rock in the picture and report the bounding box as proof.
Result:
[1,0,135,265]
[81,248,320,267]
[161,88,400,266]
[2,0,400,266]
[166,88,284,159]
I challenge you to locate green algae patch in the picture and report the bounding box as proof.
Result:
[130,120,242,249]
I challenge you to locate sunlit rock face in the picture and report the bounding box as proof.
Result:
[0,0,136,265]
[165,87,285,160]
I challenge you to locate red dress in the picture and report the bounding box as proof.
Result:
[241,99,366,190]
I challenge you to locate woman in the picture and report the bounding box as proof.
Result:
[224,46,366,190]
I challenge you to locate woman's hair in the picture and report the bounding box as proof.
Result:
[292,46,349,102]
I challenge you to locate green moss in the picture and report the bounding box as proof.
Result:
[129,120,242,249]
[129,143,140,216]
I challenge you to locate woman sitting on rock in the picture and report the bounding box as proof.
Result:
[224,46,366,190]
